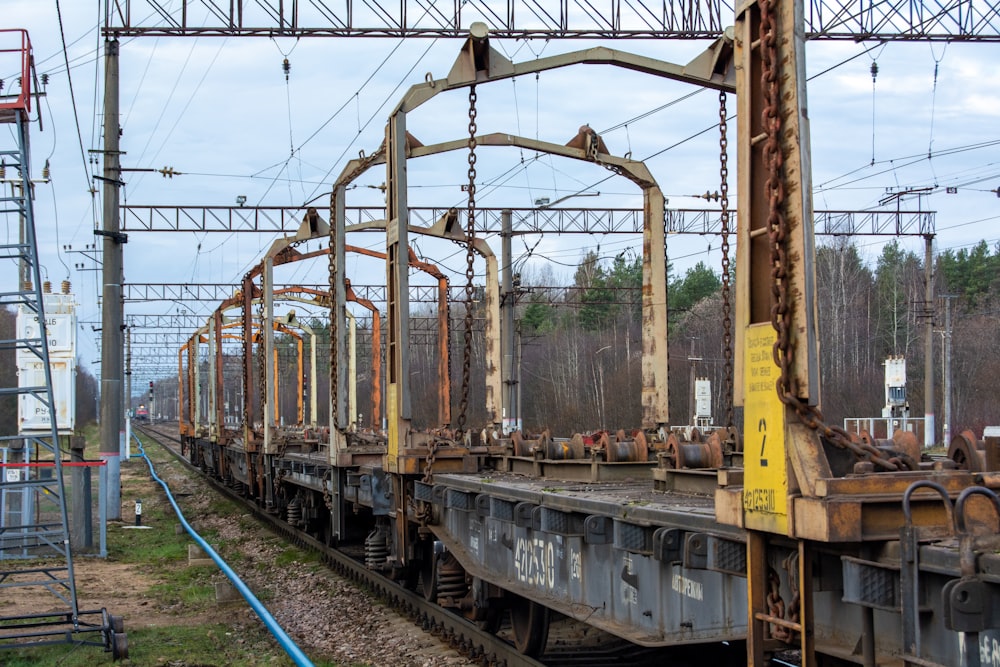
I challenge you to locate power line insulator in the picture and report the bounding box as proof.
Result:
[282,58,290,81]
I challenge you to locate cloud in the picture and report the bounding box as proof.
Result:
[6,2,998,379]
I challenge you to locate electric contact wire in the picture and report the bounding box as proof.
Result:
[562,40,909,205]
[132,39,228,194]
[55,0,95,197]
[26,4,164,77]
[926,42,947,186]
[815,139,1000,193]
[122,37,161,131]
[39,95,72,280]
[262,0,449,181]
[298,37,439,206]
[251,33,417,207]
[238,36,440,279]
[88,6,103,243]
[128,39,199,188]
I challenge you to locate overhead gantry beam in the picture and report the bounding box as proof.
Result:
[120,205,936,236]
[103,0,1000,41]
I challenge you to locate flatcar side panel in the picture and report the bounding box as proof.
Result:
[433,477,746,646]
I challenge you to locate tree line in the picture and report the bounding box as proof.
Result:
[409,238,1000,440]
[34,236,995,444]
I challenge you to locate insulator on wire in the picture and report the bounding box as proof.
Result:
[870,61,879,82]
[42,159,50,180]
[282,58,290,81]
[40,73,49,87]
[0,161,5,179]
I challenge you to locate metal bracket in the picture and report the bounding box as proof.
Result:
[91,174,125,186]
[943,577,1000,632]
[94,229,128,244]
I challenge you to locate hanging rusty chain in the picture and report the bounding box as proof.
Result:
[757,0,914,472]
[327,194,340,433]
[256,285,267,431]
[763,556,802,644]
[240,273,252,430]
[783,552,801,638]
[456,85,477,438]
[766,568,791,642]
[718,91,734,430]
[444,276,453,411]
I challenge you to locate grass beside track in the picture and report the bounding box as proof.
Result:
[2,424,337,667]
[3,625,301,666]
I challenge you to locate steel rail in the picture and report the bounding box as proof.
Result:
[136,425,546,667]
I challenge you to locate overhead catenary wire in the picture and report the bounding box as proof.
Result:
[130,39,229,195]
[54,0,95,197]
[32,20,993,381]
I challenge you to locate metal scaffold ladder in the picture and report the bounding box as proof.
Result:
[0,29,125,658]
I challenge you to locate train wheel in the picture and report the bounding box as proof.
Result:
[464,577,502,633]
[396,561,421,591]
[478,608,502,634]
[508,594,549,657]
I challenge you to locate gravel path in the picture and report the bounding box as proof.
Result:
[162,459,479,667]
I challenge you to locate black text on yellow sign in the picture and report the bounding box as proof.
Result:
[743,324,788,534]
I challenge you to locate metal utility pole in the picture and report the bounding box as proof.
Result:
[923,235,935,447]
[99,38,123,520]
[125,326,131,411]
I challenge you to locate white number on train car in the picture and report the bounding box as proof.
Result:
[621,555,637,605]
[570,549,582,580]
[982,634,1000,667]
[514,536,555,589]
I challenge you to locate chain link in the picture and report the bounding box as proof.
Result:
[240,273,251,430]
[766,568,791,642]
[256,284,267,430]
[758,0,914,472]
[456,85,477,437]
[718,91,734,430]
[328,192,339,433]
[784,552,801,634]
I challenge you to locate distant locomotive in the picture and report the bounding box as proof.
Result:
[134,405,149,422]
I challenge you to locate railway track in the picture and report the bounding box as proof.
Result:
[136,424,746,667]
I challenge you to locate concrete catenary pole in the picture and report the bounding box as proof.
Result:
[99,38,123,519]
[923,236,935,447]
[942,294,954,446]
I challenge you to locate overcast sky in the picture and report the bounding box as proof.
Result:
[6,2,1000,385]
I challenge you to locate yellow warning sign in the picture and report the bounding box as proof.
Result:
[387,383,399,472]
[743,324,788,534]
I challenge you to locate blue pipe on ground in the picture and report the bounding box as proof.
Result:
[135,437,314,667]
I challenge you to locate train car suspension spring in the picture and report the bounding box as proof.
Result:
[364,524,390,569]
[286,498,303,526]
[435,552,468,604]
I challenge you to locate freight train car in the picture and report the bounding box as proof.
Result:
[179,11,1000,666]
